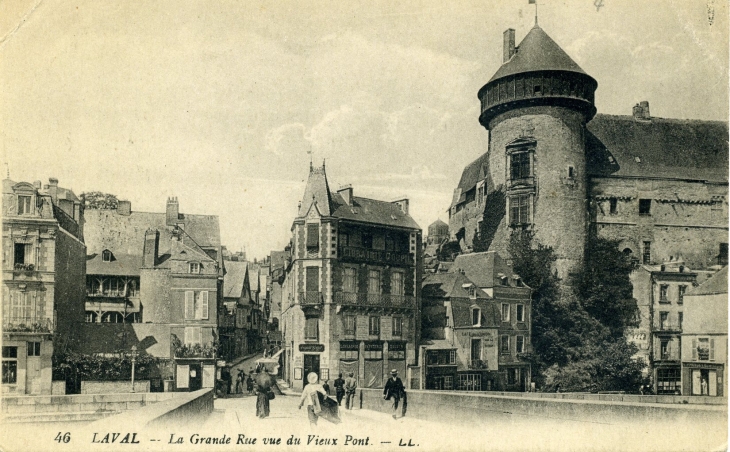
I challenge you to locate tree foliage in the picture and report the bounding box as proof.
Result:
[509,230,645,392]
[53,351,161,381]
[81,191,119,210]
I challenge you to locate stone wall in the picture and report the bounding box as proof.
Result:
[81,380,151,394]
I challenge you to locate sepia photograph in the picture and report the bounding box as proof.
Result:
[0,0,728,450]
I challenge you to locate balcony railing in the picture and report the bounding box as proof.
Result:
[338,246,413,266]
[14,263,35,271]
[468,359,488,370]
[653,322,682,333]
[299,291,323,306]
[3,317,53,333]
[334,292,415,308]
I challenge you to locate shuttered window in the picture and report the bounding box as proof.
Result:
[200,291,209,320]
[306,224,319,248]
[185,291,195,319]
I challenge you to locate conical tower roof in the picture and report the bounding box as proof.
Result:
[489,25,590,84]
[297,163,332,217]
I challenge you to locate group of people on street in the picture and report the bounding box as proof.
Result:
[218,366,256,397]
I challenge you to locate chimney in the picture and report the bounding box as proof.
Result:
[117,200,131,216]
[338,185,353,205]
[166,196,179,225]
[143,229,159,267]
[33,180,41,189]
[47,177,59,200]
[503,28,516,63]
[633,101,650,120]
[392,198,409,215]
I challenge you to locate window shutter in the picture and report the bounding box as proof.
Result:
[201,291,209,319]
[710,339,715,361]
[307,224,319,247]
[692,339,697,360]
[185,291,194,320]
[197,327,202,345]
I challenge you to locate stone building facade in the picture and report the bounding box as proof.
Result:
[280,165,422,391]
[449,25,728,281]
[2,178,86,395]
[80,197,223,392]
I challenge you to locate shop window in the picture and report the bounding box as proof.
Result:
[516,304,525,322]
[639,199,652,216]
[363,349,382,360]
[458,373,481,391]
[2,347,18,384]
[368,316,380,335]
[656,368,681,395]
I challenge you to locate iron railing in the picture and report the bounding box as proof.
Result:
[333,292,415,308]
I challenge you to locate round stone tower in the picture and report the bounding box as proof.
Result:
[477,25,597,279]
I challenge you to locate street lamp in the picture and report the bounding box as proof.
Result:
[130,345,138,393]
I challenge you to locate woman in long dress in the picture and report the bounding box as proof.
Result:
[255,368,272,418]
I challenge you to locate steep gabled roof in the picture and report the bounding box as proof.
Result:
[489,25,591,84]
[223,261,249,299]
[587,114,729,182]
[451,297,500,328]
[453,153,491,206]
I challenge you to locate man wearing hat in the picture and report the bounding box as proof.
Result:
[383,369,405,420]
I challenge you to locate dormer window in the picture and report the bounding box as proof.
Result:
[514,276,523,287]
[102,250,113,262]
[472,307,481,327]
[189,262,200,274]
[18,195,32,215]
[500,276,509,286]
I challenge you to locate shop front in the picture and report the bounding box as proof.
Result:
[174,358,216,392]
[363,341,383,388]
[683,362,724,396]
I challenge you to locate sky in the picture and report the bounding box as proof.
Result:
[1,0,727,260]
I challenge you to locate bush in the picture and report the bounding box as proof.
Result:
[53,351,161,381]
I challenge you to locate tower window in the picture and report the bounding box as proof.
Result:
[533,85,542,95]
[719,243,728,266]
[509,195,531,226]
[609,198,618,215]
[639,199,652,216]
[567,166,575,178]
[510,152,531,180]
[642,241,651,264]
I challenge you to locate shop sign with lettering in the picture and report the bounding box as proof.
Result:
[299,344,325,352]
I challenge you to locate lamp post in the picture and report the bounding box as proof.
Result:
[130,345,138,392]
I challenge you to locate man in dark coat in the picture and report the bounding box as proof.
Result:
[383,369,405,420]
[333,373,346,406]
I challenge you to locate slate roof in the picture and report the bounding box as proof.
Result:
[451,297,500,328]
[329,193,420,229]
[453,153,490,206]
[586,114,729,182]
[489,25,592,84]
[420,339,456,350]
[223,261,249,299]
[84,209,220,256]
[450,251,521,289]
[152,238,216,269]
[422,272,490,299]
[686,266,727,296]
[298,166,332,217]
[249,268,260,293]
[270,250,290,269]
[87,252,142,276]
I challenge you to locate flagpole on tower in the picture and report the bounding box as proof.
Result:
[529,0,538,25]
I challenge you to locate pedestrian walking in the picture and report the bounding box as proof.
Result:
[322,379,330,395]
[246,373,254,395]
[299,373,328,426]
[255,367,273,419]
[334,373,345,406]
[221,366,232,398]
[236,370,244,394]
[344,372,357,410]
[383,369,405,420]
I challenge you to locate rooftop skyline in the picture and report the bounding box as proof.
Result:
[2,0,727,259]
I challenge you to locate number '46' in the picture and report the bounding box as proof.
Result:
[55,432,71,443]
